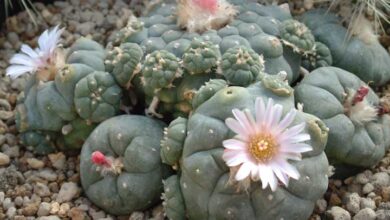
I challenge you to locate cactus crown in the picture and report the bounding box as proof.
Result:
[176,0,238,33]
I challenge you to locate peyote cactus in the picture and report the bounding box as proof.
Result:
[300,10,390,86]
[295,67,390,173]
[161,76,329,220]
[80,115,168,215]
[108,0,320,118]
[114,1,309,83]
[14,37,122,153]
[301,41,333,71]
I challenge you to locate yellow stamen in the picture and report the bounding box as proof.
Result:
[249,133,278,163]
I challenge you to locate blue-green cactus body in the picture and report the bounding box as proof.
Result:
[80,115,167,215]
[300,10,390,86]
[161,77,329,219]
[295,67,390,171]
[119,2,311,84]
[15,38,122,153]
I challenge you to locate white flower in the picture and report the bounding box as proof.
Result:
[6,25,64,79]
[222,97,312,191]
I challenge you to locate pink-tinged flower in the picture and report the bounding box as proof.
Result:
[177,0,237,33]
[193,0,218,14]
[222,97,312,191]
[6,25,64,80]
[91,151,110,167]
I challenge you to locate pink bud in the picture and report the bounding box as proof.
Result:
[91,151,109,166]
[193,0,218,13]
[353,86,369,105]
[357,86,369,97]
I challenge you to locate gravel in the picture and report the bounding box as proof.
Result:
[0,152,10,166]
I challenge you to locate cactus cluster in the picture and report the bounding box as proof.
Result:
[15,38,122,154]
[6,0,390,218]
[300,10,390,86]
[161,78,329,220]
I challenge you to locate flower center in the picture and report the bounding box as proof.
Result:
[249,133,278,163]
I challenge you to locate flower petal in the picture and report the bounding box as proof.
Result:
[21,44,40,58]
[6,65,34,79]
[271,165,289,186]
[223,139,247,150]
[286,133,311,143]
[9,54,36,67]
[279,143,312,154]
[255,97,266,126]
[276,109,297,132]
[280,123,306,139]
[258,164,277,189]
[225,118,247,137]
[269,103,283,128]
[223,150,251,167]
[263,98,275,130]
[235,162,253,181]
[232,109,255,134]
[279,162,300,180]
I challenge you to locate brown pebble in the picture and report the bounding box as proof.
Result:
[22,203,39,216]
[69,173,80,182]
[13,216,27,220]
[68,207,87,220]
[374,196,383,206]
[58,203,71,217]
[49,182,59,193]
[383,187,390,202]
[344,177,354,185]
[329,193,342,206]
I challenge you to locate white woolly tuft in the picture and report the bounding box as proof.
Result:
[350,16,378,44]
[177,0,237,33]
[349,100,378,125]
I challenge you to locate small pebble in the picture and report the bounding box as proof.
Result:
[27,158,45,169]
[69,207,87,220]
[382,186,390,202]
[50,202,60,215]
[345,193,360,214]
[0,191,5,204]
[22,203,39,216]
[58,203,70,217]
[48,152,66,170]
[37,169,58,181]
[372,172,390,188]
[360,197,376,209]
[37,202,51,217]
[6,206,17,219]
[353,208,375,220]
[3,197,13,210]
[363,183,375,194]
[129,212,144,220]
[34,183,51,197]
[37,216,61,220]
[355,173,370,185]
[56,182,80,203]
[326,206,351,220]
[376,210,390,220]
[14,196,23,207]
[89,209,106,220]
[0,152,10,166]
